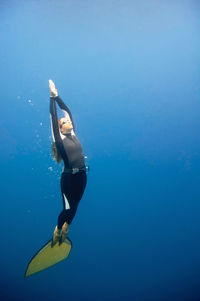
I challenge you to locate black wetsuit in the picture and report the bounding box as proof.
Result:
[50,96,87,229]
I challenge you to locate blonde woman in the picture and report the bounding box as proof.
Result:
[49,80,87,247]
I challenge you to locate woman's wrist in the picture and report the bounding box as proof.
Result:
[50,90,58,97]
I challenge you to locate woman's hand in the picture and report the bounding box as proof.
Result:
[49,79,58,97]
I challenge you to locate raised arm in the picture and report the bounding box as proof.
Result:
[50,96,60,143]
[54,96,75,130]
[49,80,60,142]
[49,80,69,166]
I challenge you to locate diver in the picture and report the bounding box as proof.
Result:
[49,79,87,247]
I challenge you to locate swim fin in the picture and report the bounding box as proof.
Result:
[24,237,72,278]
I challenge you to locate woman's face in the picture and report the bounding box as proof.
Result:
[59,117,73,134]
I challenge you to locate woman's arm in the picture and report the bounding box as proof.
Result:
[49,80,70,166]
[54,96,75,131]
[49,80,61,142]
[50,96,60,143]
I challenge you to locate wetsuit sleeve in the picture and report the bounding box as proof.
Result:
[50,97,61,144]
[50,97,69,167]
[54,96,75,131]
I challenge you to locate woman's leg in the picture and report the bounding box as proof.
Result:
[57,171,87,229]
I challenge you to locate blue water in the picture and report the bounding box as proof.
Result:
[0,1,200,300]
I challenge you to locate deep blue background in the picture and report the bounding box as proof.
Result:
[0,1,200,300]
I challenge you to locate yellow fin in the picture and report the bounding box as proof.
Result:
[24,238,72,278]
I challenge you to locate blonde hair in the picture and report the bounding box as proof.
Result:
[52,142,62,164]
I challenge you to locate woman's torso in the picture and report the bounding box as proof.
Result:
[61,133,85,169]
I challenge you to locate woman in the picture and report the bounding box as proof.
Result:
[49,79,87,247]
